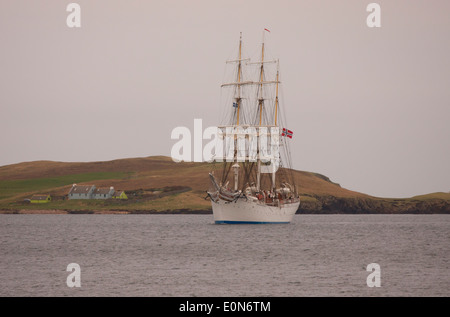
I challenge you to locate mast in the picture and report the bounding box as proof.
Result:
[236,32,242,125]
[256,31,266,192]
[258,36,265,126]
[234,33,243,191]
[272,59,280,192]
[220,33,252,192]
[274,59,279,126]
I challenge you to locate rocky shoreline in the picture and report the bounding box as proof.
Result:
[297,196,450,214]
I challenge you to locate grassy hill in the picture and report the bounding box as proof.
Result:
[0,156,448,214]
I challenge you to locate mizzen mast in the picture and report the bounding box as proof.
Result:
[272,59,280,192]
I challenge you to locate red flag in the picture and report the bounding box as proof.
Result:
[282,128,293,139]
[287,129,293,139]
[264,28,270,33]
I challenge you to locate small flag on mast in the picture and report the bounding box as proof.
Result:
[282,128,293,139]
[264,28,271,33]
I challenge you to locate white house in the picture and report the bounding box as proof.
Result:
[92,187,115,199]
[68,184,96,199]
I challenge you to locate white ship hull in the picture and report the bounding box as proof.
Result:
[212,198,300,224]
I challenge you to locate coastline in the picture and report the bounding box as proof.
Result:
[2,206,449,215]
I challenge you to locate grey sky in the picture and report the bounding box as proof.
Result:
[0,0,449,198]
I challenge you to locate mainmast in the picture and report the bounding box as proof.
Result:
[233,33,243,191]
[254,31,279,193]
[256,30,268,192]
[258,40,265,126]
[236,32,243,125]
[274,59,279,126]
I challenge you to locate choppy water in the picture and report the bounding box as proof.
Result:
[0,214,449,296]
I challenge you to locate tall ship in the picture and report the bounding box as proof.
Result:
[207,31,300,224]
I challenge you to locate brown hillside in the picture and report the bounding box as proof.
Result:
[0,156,175,180]
[0,156,365,199]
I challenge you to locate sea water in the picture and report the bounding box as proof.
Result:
[0,214,448,296]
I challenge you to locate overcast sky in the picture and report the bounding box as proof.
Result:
[0,0,449,198]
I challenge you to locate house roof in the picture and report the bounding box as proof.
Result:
[69,185,95,194]
[31,194,50,200]
[93,187,114,195]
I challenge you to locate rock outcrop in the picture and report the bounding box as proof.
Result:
[297,195,450,214]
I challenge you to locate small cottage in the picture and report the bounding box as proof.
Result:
[30,194,51,203]
[68,184,96,200]
[112,190,128,200]
[92,187,115,199]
